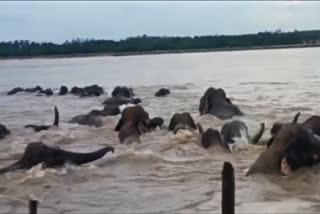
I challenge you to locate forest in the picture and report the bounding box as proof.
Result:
[0,29,319,57]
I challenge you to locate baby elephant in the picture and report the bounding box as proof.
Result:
[168,112,197,134]
[25,106,59,132]
[147,117,164,130]
[197,123,230,152]
[115,105,150,144]
[0,142,115,174]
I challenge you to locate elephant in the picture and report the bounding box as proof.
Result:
[7,86,42,95]
[25,86,43,93]
[147,117,164,130]
[0,124,10,140]
[115,105,150,144]
[70,85,104,97]
[168,112,197,134]
[69,111,103,127]
[0,142,114,174]
[7,87,24,95]
[199,87,243,119]
[25,106,59,132]
[221,120,265,145]
[58,85,69,95]
[38,88,53,96]
[89,105,121,117]
[247,123,320,176]
[197,123,230,152]
[301,115,320,136]
[111,86,134,99]
[155,88,170,97]
[267,112,301,147]
[102,97,141,106]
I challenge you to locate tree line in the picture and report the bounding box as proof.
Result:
[0,29,320,57]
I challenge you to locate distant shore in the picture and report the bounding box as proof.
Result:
[1,43,320,60]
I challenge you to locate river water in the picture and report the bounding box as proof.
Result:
[0,47,320,213]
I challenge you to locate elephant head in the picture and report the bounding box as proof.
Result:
[168,112,197,134]
[115,105,150,144]
[199,87,243,119]
[0,142,114,174]
[111,86,134,99]
[197,123,230,151]
[0,123,10,140]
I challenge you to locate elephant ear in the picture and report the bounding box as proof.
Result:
[168,114,179,131]
[115,118,123,131]
[199,94,210,115]
[186,113,197,130]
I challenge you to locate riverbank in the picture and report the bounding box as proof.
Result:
[1,43,320,60]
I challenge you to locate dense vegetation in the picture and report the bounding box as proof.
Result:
[0,29,320,57]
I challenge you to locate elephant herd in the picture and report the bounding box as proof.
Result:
[1,85,320,177]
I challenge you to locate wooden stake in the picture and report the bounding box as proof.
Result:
[222,161,235,214]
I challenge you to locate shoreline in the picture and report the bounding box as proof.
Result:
[1,43,320,60]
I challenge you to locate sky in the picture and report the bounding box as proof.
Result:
[1,1,320,43]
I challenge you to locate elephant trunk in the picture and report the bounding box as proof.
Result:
[62,146,115,165]
[0,161,21,174]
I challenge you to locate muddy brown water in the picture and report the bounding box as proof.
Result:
[0,47,320,213]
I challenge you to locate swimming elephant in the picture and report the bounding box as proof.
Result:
[155,88,170,97]
[7,86,43,95]
[102,97,141,106]
[7,87,24,95]
[168,112,197,134]
[247,123,320,176]
[199,87,243,119]
[147,117,164,130]
[301,115,320,136]
[197,123,230,152]
[111,86,134,99]
[38,88,53,96]
[115,105,150,144]
[25,86,43,93]
[267,112,301,147]
[70,85,104,97]
[0,142,114,174]
[221,120,265,145]
[69,111,103,127]
[0,124,10,140]
[25,106,59,132]
[90,105,121,117]
[58,85,69,95]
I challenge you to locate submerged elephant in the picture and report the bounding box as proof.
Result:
[155,88,170,97]
[0,124,10,140]
[115,105,150,144]
[168,112,197,134]
[70,85,104,97]
[199,87,243,119]
[197,123,230,152]
[58,85,69,95]
[25,106,59,132]
[247,123,320,176]
[267,112,301,147]
[221,120,265,145]
[7,86,43,95]
[102,97,141,106]
[69,105,120,127]
[111,86,134,99]
[147,117,164,130]
[0,142,114,174]
[38,88,53,96]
